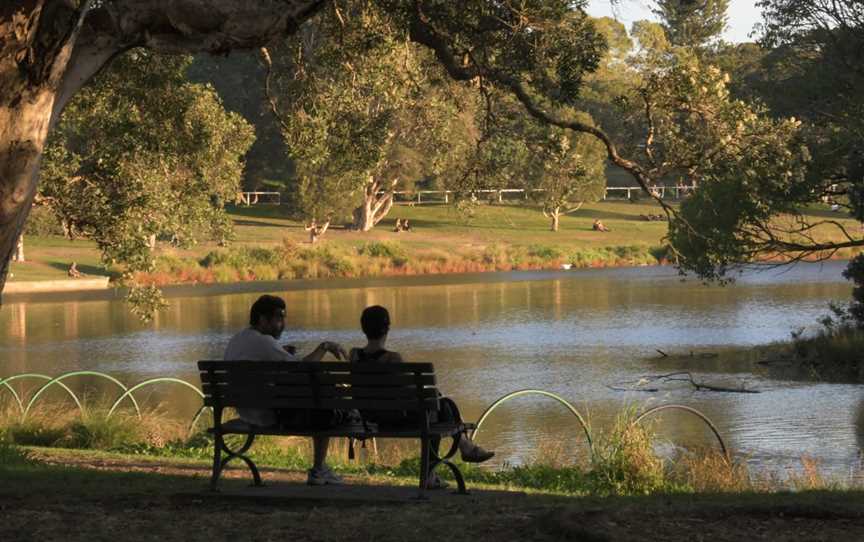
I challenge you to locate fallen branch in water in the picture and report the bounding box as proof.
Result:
[610,372,761,394]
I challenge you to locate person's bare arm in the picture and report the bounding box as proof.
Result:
[302,341,347,361]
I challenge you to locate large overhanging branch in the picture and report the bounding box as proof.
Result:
[0,0,331,302]
[404,3,676,219]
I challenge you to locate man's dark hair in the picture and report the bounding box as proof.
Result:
[360,305,390,340]
[249,295,286,326]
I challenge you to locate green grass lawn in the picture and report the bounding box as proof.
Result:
[10,201,672,282]
[11,200,862,283]
[227,200,673,248]
[3,445,864,542]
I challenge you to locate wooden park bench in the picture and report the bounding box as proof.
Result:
[198,360,476,497]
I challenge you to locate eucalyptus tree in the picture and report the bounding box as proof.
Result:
[265,4,473,235]
[652,0,729,49]
[1,0,816,307]
[664,0,864,280]
[528,114,607,232]
[0,0,328,300]
[39,52,253,313]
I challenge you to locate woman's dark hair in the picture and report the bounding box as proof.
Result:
[360,305,390,340]
[249,295,286,326]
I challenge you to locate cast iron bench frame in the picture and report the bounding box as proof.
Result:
[198,360,475,497]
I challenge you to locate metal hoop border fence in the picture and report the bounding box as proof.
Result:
[470,389,727,461]
[0,371,208,434]
[1,375,727,458]
[471,389,594,454]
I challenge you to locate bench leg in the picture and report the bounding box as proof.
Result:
[434,433,468,495]
[416,437,430,501]
[210,433,224,491]
[212,432,263,489]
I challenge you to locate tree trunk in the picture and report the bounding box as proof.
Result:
[352,176,397,232]
[306,220,330,244]
[12,235,24,262]
[550,210,560,232]
[0,0,328,303]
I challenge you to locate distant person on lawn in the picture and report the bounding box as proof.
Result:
[223,294,348,486]
[592,219,611,232]
[350,305,495,489]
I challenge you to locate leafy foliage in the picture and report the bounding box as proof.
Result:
[41,51,254,317]
[652,0,730,48]
[268,2,476,234]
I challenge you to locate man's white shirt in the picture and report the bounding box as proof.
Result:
[223,327,297,426]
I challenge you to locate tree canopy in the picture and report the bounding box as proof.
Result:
[41,51,254,315]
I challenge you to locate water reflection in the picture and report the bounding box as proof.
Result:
[0,262,859,474]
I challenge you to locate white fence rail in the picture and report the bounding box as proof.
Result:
[236,191,281,206]
[235,186,696,206]
[380,186,695,205]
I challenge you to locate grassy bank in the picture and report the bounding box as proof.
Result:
[5,414,864,542]
[6,443,864,542]
[3,403,860,498]
[760,324,864,383]
[8,201,676,284]
[10,200,863,286]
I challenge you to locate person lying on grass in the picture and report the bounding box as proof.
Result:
[350,305,495,489]
[224,294,348,486]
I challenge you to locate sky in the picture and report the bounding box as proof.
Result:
[586,0,764,43]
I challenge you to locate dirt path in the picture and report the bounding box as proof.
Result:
[6,451,864,542]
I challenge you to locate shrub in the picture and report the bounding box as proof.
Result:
[528,244,562,260]
[6,421,67,447]
[200,246,280,271]
[357,241,405,260]
[0,439,32,467]
[211,264,240,283]
[481,243,509,265]
[250,264,279,281]
[23,206,64,236]
[587,409,667,496]
[59,412,143,450]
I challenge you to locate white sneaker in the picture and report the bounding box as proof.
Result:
[307,466,345,486]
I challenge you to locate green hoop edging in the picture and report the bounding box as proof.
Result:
[634,404,728,459]
[23,371,141,421]
[471,389,594,455]
[107,378,204,419]
[1,373,84,421]
[187,404,212,435]
[0,377,25,415]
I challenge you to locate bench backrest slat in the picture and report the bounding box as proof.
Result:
[198,360,440,413]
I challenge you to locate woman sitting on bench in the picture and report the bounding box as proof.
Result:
[350,305,494,489]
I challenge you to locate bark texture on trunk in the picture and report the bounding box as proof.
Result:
[352,177,397,232]
[0,0,328,302]
[13,235,23,262]
[550,212,560,232]
[305,220,330,243]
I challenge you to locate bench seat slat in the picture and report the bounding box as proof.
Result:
[204,396,439,411]
[199,361,435,373]
[316,374,436,386]
[201,373,435,387]
[203,386,439,400]
[212,419,475,438]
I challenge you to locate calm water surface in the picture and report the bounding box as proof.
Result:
[2,262,862,476]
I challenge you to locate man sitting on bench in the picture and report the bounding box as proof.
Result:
[349,305,494,489]
[224,294,348,486]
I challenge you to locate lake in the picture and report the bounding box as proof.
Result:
[2,261,861,476]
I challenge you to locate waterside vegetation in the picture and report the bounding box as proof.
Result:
[11,201,861,287]
[1,402,859,498]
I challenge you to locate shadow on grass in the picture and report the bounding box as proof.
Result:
[233,219,295,229]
